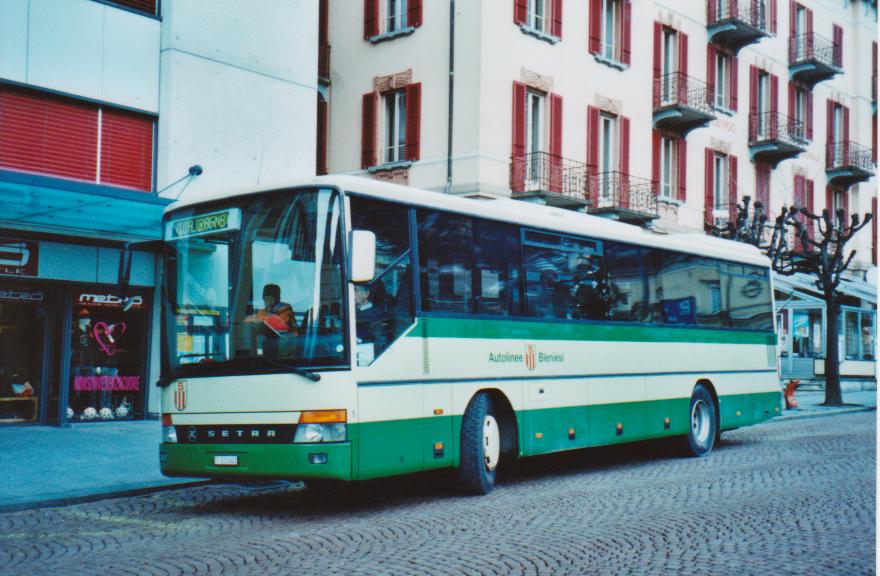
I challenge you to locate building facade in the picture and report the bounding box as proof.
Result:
[0,0,318,425]
[322,0,877,386]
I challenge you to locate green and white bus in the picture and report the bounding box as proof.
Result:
[158,176,781,494]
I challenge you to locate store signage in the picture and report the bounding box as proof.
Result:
[0,289,44,301]
[165,208,241,240]
[78,293,144,309]
[0,239,38,276]
[73,374,141,392]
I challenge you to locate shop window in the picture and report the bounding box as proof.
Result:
[0,286,46,423]
[68,289,149,421]
[844,309,876,361]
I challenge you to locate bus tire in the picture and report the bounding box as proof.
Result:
[684,384,717,457]
[456,392,500,495]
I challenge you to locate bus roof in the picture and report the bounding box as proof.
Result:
[165,175,770,268]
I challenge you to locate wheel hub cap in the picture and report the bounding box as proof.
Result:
[483,415,500,471]
[691,400,711,446]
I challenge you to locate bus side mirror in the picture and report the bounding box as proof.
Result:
[350,230,376,283]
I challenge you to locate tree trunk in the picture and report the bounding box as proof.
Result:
[823,296,843,406]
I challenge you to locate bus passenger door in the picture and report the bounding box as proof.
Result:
[356,383,424,480]
[422,382,453,469]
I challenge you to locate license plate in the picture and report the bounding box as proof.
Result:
[213,455,238,466]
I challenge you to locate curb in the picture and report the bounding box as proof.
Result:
[775,405,876,422]
[0,479,212,514]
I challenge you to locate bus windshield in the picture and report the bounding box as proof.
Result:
[164,187,346,376]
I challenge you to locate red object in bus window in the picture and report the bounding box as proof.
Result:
[263,314,291,335]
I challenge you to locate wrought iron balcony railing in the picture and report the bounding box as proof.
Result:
[789,32,841,69]
[589,171,658,218]
[708,0,767,31]
[826,141,875,173]
[653,72,715,117]
[749,111,807,147]
[318,43,331,81]
[510,152,590,202]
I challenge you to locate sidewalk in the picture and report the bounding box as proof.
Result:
[0,389,875,512]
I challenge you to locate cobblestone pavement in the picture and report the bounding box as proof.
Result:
[1,413,874,576]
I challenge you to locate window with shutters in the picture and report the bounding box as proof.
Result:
[831,103,844,146]
[756,71,770,138]
[792,86,807,140]
[601,0,622,61]
[660,137,677,198]
[525,90,545,184]
[598,113,617,199]
[713,153,729,214]
[661,29,677,104]
[365,0,421,42]
[383,90,407,164]
[755,163,771,209]
[714,52,732,110]
[515,0,561,43]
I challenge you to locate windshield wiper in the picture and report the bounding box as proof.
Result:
[265,359,321,382]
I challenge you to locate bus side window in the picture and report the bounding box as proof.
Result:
[350,197,413,364]
[416,210,521,316]
[605,242,649,322]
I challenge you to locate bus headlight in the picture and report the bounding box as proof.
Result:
[163,426,178,443]
[293,422,346,443]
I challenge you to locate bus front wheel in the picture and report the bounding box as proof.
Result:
[457,392,500,495]
[684,384,717,457]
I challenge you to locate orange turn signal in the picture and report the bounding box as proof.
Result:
[299,410,347,424]
[161,414,172,426]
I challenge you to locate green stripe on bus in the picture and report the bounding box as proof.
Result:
[409,317,775,345]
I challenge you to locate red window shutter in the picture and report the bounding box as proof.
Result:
[806,8,813,57]
[788,81,795,118]
[319,0,329,45]
[704,148,715,228]
[873,112,877,164]
[677,137,687,202]
[728,155,738,224]
[587,106,600,205]
[873,196,877,265]
[825,185,833,216]
[0,86,98,183]
[843,105,850,162]
[619,115,630,176]
[749,66,758,139]
[708,0,717,24]
[793,175,805,250]
[361,92,377,169]
[770,0,777,34]
[549,94,563,193]
[755,163,770,208]
[589,0,602,55]
[100,108,154,191]
[364,0,378,39]
[551,0,562,38]
[826,99,834,168]
[514,0,528,26]
[806,179,815,241]
[317,95,328,175]
[707,45,717,96]
[770,74,779,139]
[652,23,662,107]
[651,129,661,196]
[621,1,632,65]
[404,83,421,162]
[730,55,739,111]
[408,0,423,28]
[511,82,527,193]
[806,89,813,140]
[109,0,157,14]
[832,24,842,67]
[843,188,849,225]
[679,32,689,81]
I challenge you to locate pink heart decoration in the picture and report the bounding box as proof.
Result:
[93,322,127,357]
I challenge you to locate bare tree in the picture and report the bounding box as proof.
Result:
[709,196,873,406]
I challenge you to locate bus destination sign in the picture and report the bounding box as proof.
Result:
[166,209,241,240]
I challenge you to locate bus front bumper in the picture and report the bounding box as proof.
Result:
[159,442,352,481]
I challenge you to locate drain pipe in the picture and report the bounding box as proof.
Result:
[444,0,455,194]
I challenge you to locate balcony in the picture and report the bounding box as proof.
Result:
[826,141,875,188]
[707,0,770,54]
[789,33,842,88]
[588,171,659,224]
[510,152,590,209]
[748,111,807,167]
[318,44,331,84]
[653,72,716,136]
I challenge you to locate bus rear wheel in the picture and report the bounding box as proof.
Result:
[684,384,717,457]
[456,392,500,495]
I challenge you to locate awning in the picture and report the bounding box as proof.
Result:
[0,170,172,241]
[773,271,877,306]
